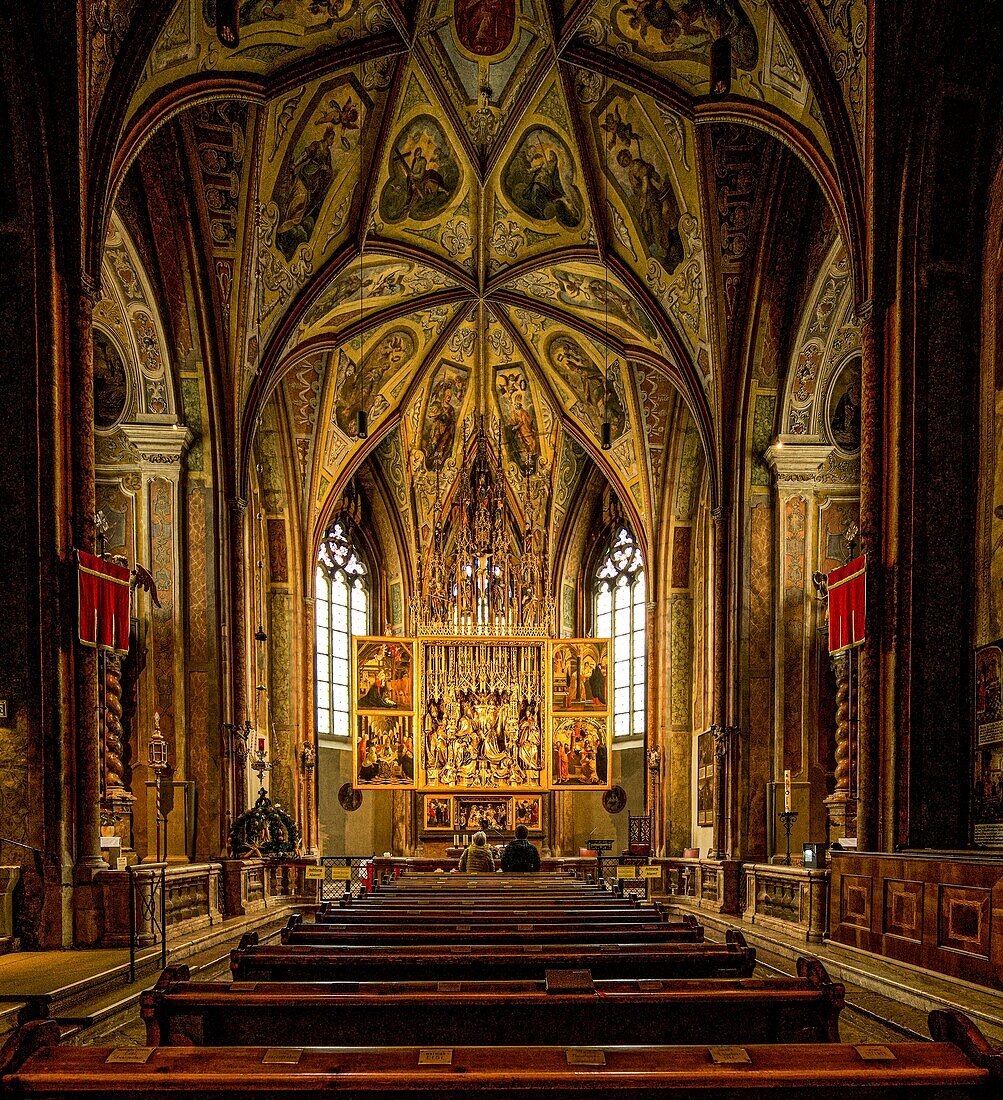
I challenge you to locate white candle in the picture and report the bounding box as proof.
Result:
[783,770,791,812]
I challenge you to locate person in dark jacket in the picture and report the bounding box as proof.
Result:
[500,824,541,872]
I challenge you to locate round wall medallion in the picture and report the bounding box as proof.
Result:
[602,785,628,814]
[338,783,363,811]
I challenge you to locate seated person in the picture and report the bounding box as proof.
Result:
[500,824,541,872]
[458,830,495,873]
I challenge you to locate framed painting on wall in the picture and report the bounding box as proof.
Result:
[454,796,512,834]
[550,640,610,714]
[354,637,415,711]
[974,639,1003,846]
[550,715,611,789]
[423,794,453,830]
[513,795,542,830]
[697,731,714,828]
[353,713,415,789]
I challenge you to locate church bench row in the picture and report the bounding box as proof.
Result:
[280,924,703,947]
[230,929,757,981]
[316,905,662,923]
[3,1013,1000,1098]
[141,958,844,1048]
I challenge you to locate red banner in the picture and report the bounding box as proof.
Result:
[78,550,131,655]
[827,554,866,653]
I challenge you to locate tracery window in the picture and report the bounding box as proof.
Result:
[315,520,368,741]
[594,525,646,741]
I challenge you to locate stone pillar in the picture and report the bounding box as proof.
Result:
[71,279,107,894]
[856,304,883,851]
[764,440,833,860]
[122,424,193,861]
[708,507,729,858]
[229,497,249,815]
[0,866,20,952]
[300,743,317,855]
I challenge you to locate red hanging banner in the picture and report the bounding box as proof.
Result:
[77,550,131,655]
[827,554,866,654]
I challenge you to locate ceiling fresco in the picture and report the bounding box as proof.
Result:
[107,0,859,559]
[569,0,835,161]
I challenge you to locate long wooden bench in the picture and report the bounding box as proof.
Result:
[281,914,703,947]
[142,957,844,1047]
[231,929,757,981]
[4,1012,1000,1098]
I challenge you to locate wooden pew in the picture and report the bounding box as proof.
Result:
[142,957,844,1047]
[4,1012,1000,1098]
[231,929,757,981]
[280,922,703,946]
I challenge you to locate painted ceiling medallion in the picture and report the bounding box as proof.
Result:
[454,0,518,58]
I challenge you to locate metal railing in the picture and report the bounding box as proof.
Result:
[127,862,166,983]
[317,856,373,903]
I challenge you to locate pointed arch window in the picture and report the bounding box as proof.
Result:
[315,520,368,741]
[594,525,646,740]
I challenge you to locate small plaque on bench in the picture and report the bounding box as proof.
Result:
[640,866,661,879]
[517,924,533,931]
[523,944,543,952]
[637,979,663,992]
[709,1047,751,1064]
[229,982,259,992]
[263,1048,303,1064]
[450,945,472,953]
[566,1049,606,1066]
[545,969,595,994]
[599,944,620,951]
[106,1049,154,1064]
[419,1048,453,1065]
[456,924,471,931]
[856,1045,896,1061]
[437,982,461,993]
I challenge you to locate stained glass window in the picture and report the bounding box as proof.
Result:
[595,525,646,740]
[315,520,368,740]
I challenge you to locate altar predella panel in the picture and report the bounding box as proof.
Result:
[351,637,611,791]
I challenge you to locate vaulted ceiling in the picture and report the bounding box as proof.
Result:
[103,0,864,566]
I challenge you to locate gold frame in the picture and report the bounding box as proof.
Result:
[422,794,454,831]
[352,637,417,790]
[417,636,549,792]
[550,714,613,790]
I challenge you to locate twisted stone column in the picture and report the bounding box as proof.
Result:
[71,279,107,881]
[824,650,857,843]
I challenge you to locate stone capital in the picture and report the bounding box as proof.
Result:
[120,421,193,475]
[764,438,834,485]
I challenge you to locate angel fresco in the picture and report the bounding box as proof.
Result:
[502,127,584,229]
[495,366,540,471]
[272,89,361,262]
[334,330,416,435]
[615,0,758,69]
[420,363,467,471]
[599,101,683,269]
[546,334,627,440]
[379,116,461,224]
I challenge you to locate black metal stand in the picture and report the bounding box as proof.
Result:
[778,810,799,867]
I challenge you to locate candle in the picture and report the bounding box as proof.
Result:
[783,770,791,812]
[258,736,265,753]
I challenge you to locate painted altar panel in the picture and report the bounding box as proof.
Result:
[352,637,416,790]
[419,638,546,792]
[551,639,610,714]
[423,794,453,830]
[550,715,612,789]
